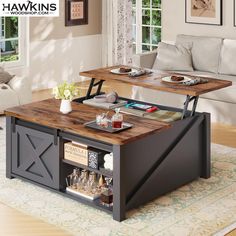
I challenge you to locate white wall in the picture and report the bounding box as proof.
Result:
[29,34,102,90]
[162,0,236,42]
[9,0,102,91]
[11,34,102,91]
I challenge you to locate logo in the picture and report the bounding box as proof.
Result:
[0,0,59,17]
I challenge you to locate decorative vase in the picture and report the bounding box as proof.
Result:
[60,99,72,114]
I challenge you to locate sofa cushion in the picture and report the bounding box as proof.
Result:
[0,84,19,112]
[176,35,222,74]
[218,39,236,76]
[153,42,193,71]
[0,67,14,84]
[200,73,236,104]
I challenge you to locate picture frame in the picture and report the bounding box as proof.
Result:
[185,0,222,26]
[65,0,88,26]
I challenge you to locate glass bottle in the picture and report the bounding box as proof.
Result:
[98,174,105,188]
[112,108,123,129]
[100,177,113,207]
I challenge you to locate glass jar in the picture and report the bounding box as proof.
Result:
[111,108,123,129]
[100,177,113,207]
[100,117,109,128]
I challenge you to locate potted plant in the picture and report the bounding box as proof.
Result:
[52,82,79,114]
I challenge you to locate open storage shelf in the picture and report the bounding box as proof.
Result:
[60,190,113,213]
[62,159,113,178]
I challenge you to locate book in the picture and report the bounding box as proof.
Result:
[118,107,148,117]
[71,141,88,149]
[83,98,127,109]
[64,142,88,166]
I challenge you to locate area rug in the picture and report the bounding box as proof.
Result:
[0,117,236,236]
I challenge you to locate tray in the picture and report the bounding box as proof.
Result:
[84,120,133,133]
[66,186,100,201]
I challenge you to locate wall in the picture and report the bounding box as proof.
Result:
[162,0,236,42]
[13,0,102,91]
[30,0,102,41]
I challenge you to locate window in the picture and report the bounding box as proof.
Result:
[0,17,28,68]
[132,0,161,54]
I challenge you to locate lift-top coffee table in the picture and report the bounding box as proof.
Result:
[5,66,232,222]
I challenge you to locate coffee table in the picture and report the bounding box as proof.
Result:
[80,66,232,118]
[4,66,232,222]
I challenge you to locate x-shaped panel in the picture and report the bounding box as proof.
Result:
[18,131,53,181]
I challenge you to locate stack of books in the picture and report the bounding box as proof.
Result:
[64,142,88,166]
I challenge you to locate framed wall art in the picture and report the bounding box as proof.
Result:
[65,0,88,26]
[185,0,222,26]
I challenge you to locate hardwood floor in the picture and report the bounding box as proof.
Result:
[227,230,236,236]
[0,80,235,235]
[0,202,71,236]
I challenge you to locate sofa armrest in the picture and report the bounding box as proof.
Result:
[132,51,157,69]
[8,76,32,105]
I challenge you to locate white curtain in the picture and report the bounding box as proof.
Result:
[102,0,133,66]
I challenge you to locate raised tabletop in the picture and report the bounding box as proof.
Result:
[80,66,232,97]
[5,99,170,145]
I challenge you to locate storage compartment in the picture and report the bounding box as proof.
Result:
[11,124,60,189]
[60,163,113,211]
[60,138,114,211]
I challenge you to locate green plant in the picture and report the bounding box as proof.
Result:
[52,82,79,101]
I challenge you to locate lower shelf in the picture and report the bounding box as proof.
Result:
[11,173,113,215]
[60,189,113,214]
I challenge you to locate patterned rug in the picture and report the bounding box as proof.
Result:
[0,117,236,236]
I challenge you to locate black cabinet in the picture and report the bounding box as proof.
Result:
[11,124,60,189]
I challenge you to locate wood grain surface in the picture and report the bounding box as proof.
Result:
[80,66,232,96]
[5,99,170,145]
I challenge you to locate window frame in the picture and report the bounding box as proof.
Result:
[0,17,29,69]
[132,0,162,54]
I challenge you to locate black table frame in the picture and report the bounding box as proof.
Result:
[6,78,211,222]
[76,78,200,119]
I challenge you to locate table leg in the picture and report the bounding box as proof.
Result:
[113,145,126,222]
[182,95,199,119]
[75,78,105,103]
[191,96,199,117]
[201,113,211,179]
[85,78,105,100]
[85,78,95,99]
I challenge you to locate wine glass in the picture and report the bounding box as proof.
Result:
[81,170,89,191]
[87,172,98,194]
[70,168,80,189]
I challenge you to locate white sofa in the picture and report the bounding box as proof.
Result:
[133,34,236,126]
[0,75,32,113]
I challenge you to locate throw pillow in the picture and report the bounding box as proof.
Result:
[153,42,193,71]
[176,35,223,73]
[218,39,236,76]
[0,69,14,84]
